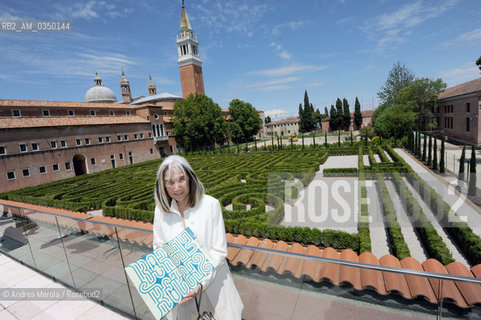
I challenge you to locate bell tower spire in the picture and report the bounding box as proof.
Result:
[177,0,205,98]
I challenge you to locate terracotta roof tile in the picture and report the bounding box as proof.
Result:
[260,240,288,273]
[446,262,481,306]
[230,236,260,267]
[0,116,149,129]
[339,249,362,290]
[319,247,340,286]
[380,254,411,299]
[400,257,437,303]
[226,234,247,262]
[438,77,481,100]
[359,252,387,295]
[278,242,305,278]
[0,99,134,109]
[245,239,274,270]
[303,245,323,282]
[422,259,469,309]
[265,118,300,127]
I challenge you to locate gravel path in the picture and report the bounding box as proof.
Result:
[402,177,470,267]
[384,180,428,262]
[394,148,481,238]
[365,180,390,258]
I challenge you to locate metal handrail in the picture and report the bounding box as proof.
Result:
[4,201,481,285]
[228,242,481,285]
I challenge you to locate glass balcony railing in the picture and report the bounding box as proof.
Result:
[1,201,480,319]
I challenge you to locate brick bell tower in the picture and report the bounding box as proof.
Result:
[177,0,205,98]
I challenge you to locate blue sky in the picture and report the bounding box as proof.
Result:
[0,0,480,120]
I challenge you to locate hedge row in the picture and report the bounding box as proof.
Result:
[358,146,372,253]
[385,145,481,265]
[375,173,412,260]
[390,172,455,265]
[322,168,359,177]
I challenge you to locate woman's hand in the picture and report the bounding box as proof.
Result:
[179,284,201,304]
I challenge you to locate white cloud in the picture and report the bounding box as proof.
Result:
[305,80,324,87]
[438,62,480,85]
[242,76,300,89]
[247,64,330,77]
[55,1,133,20]
[362,0,459,54]
[272,20,308,36]
[278,50,291,60]
[442,27,481,47]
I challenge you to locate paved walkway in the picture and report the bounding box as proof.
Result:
[0,253,129,320]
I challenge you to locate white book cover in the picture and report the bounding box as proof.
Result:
[125,227,216,319]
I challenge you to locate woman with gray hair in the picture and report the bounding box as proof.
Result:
[153,155,243,320]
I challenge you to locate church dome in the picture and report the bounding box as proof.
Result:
[85,73,117,103]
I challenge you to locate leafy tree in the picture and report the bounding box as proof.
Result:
[477,56,481,72]
[228,99,262,144]
[329,105,339,131]
[440,137,445,173]
[354,97,362,129]
[299,90,316,133]
[314,108,324,128]
[459,145,466,181]
[398,78,446,131]
[469,144,477,196]
[172,93,226,151]
[342,98,351,129]
[378,62,415,106]
[265,116,271,124]
[373,105,416,139]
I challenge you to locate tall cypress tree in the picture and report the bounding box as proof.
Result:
[440,137,445,173]
[354,97,362,129]
[324,131,327,147]
[433,137,438,171]
[422,133,427,162]
[458,145,466,181]
[342,98,351,130]
[468,144,477,196]
[338,130,341,146]
[428,134,432,166]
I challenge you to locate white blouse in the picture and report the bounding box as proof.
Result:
[153,194,243,320]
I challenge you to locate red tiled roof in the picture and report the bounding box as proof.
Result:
[438,77,481,100]
[265,118,300,127]
[0,99,135,109]
[2,198,481,310]
[0,116,150,129]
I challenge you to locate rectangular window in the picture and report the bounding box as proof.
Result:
[19,143,27,152]
[98,136,103,143]
[0,145,5,155]
[124,134,128,140]
[31,142,39,151]
[467,118,471,132]
[109,110,115,116]
[134,134,138,139]
[467,102,471,113]
[106,136,111,143]
[148,132,152,138]
[61,140,67,148]
[90,110,96,116]
[150,148,153,154]
[85,138,90,145]
[12,109,21,117]
[140,133,144,139]
[42,109,50,117]
[7,171,15,180]
[76,139,82,146]
[22,168,30,177]
[65,162,71,170]
[68,110,75,116]
[91,158,96,165]
[170,145,173,153]
[39,166,46,174]
[53,163,59,171]
[119,153,124,160]
[117,135,122,141]
[126,110,132,116]
[50,141,57,149]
